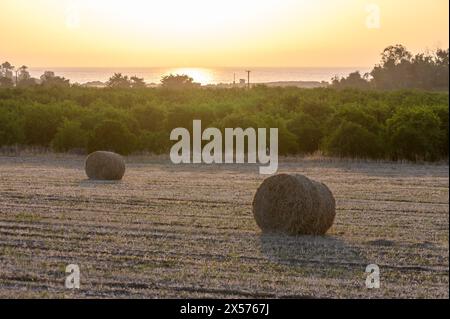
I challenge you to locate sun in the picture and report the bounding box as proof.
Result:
[165,68,214,85]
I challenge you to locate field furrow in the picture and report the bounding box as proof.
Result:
[0,155,448,298]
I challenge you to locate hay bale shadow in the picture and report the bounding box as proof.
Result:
[259,233,367,269]
[79,179,123,187]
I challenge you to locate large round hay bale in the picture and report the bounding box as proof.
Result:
[252,174,335,235]
[85,151,126,181]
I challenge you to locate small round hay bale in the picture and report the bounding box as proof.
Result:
[252,174,335,235]
[85,151,126,181]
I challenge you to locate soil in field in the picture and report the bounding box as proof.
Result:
[0,155,448,298]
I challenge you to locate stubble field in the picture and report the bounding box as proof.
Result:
[0,155,448,298]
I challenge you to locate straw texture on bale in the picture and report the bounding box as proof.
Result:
[252,174,335,235]
[85,151,126,180]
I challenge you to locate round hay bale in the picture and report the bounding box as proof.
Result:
[252,174,335,235]
[85,151,126,181]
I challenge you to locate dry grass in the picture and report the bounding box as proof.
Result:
[0,154,448,298]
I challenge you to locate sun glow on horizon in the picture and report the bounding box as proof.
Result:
[1,0,448,68]
[165,68,214,85]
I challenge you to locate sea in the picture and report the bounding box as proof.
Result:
[27,67,371,85]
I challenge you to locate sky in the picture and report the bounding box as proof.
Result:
[1,0,448,68]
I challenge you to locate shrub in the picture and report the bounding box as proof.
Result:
[23,104,63,146]
[51,120,88,152]
[258,115,298,155]
[324,121,384,158]
[287,113,323,154]
[0,109,24,145]
[137,131,168,154]
[327,103,381,134]
[387,106,442,161]
[431,104,449,157]
[88,120,137,155]
[300,101,334,124]
[0,86,447,161]
[132,104,166,132]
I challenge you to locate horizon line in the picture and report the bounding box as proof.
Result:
[24,65,372,70]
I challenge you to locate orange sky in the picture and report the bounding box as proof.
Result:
[1,0,448,67]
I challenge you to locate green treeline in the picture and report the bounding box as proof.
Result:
[0,86,448,161]
[332,45,449,91]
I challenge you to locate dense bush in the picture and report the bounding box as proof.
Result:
[88,120,137,155]
[0,86,448,161]
[23,103,64,146]
[287,113,323,154]
[137,131,168,153]
[51,120,88,152]
[0,109,23,145]
[324,121,384,158]
[387,106,442,161]
[431,105,449,157]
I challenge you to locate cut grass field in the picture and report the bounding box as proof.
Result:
[0,155,448,298]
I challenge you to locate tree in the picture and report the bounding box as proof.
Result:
[16,65,36,87]
[259,115,298,155]
[380,44,412,67]
[132,104,166,131]
[370,45,449,90]
[88,120,137,155]
[18,65,31,80]
[52,120,88,152]
[287,113,323,154]
[40,71,55,81]
[130,76,146,88]
[0,61,15,87]
[161,74,196,89]
[107,73,131,88]
[431,104,449,157]
[137,131,167,154]
[40,71,70,87]
[324,121,383,158]
[0,109,24,145]
[17,77,37,88]
[434,49,449,90]
[23,104,64,146]
[326,104,381,135]
[332,45,449,90]
[300,101,334,124]
[387,106,442,161]
[332,71,370,89]
[1,62,14,77]
[370,45,414,90]
[0,77,13,88]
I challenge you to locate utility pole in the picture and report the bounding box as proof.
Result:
[246,70,251,89]
[233,73,236,86]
